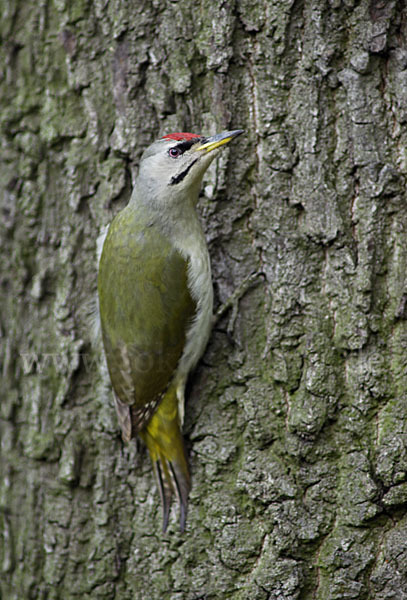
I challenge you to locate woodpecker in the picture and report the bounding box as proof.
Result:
[98,129,244,532]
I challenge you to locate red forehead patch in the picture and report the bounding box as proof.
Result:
[161,132,201,141]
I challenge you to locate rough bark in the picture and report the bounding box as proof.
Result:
[1,0,407,598]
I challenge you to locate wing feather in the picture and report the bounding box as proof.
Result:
[98,207,197,437]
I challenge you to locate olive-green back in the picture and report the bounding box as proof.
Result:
[98,206,196,411]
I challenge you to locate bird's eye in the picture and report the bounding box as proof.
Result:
[169,147,182,158]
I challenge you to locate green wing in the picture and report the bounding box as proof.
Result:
[98,206,196,432]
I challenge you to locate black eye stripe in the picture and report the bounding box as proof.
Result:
[174,139,201,153]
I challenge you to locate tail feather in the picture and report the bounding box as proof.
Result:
[154,459,172,532]
[140,385,190,532]
[168,461,189,532]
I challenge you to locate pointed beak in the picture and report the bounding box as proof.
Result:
[194,129,244,153]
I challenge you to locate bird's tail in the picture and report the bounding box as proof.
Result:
[140,384,190,532]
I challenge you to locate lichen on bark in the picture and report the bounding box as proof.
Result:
[2,0,407,598]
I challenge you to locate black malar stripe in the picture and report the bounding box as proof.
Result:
[170,158,198,185]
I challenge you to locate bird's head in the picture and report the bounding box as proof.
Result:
[136,130,244,206]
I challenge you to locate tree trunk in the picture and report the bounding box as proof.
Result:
[1,0,407,598]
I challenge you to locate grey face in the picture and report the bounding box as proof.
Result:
[139,136,205,189]
[137,130,244,199]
